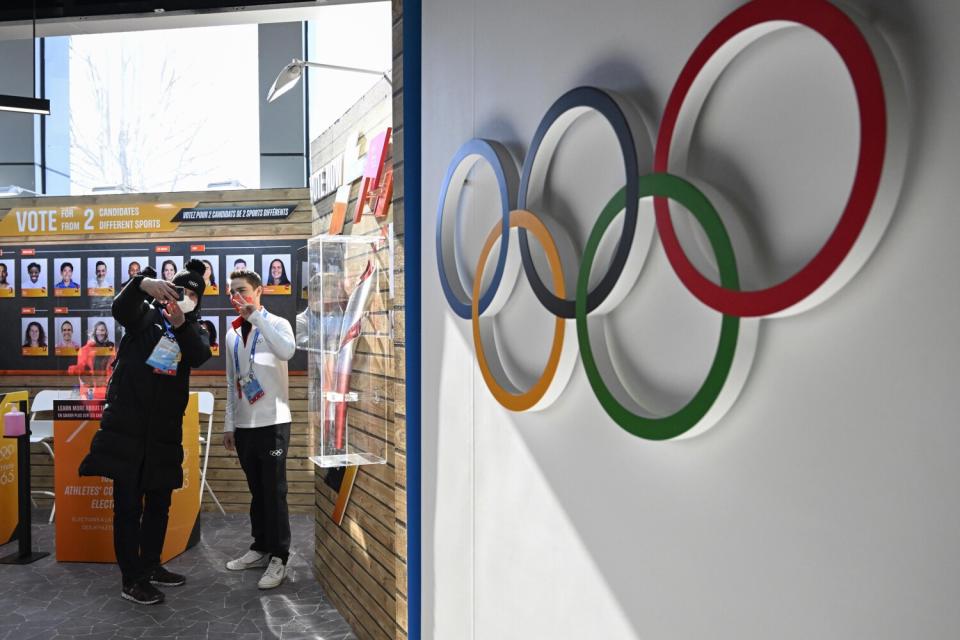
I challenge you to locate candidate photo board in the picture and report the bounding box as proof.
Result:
[0,239,308,373]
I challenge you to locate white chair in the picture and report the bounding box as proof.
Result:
[197,391,225,515]
[30,389,73,523]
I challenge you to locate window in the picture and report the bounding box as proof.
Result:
[306,2,393,142]
[43,24,261,195]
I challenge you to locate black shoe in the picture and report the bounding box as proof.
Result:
[121,580,165,605]
[148,566,186,587]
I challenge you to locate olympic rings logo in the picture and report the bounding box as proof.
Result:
[0,444,14,486]
[436,0,905,440]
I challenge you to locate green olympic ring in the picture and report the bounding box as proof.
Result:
[576,173,740,440]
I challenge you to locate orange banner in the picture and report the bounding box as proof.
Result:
[54,394,200,563]
[0,202,196,237]
[0,391,28,545]
[162,393,200,561]
[54,411,114,562]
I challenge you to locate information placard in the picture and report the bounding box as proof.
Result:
[53,395,201,563]
[171,204,296,222]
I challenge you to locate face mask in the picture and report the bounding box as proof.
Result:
[177,296,197,314]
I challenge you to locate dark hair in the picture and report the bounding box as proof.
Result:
[23,321,46,348]
[27,262,41,272]
[184,258,206,277]
[200,319,218,345]
[60,261,74,273]
[229,268,262,290]
[61,320,73,330]
[161,259,177,280]
[233,258,247,268]
[267,258,291,286]
[128,260,141,270]
[95,260,107,269]
[202,259,216,286]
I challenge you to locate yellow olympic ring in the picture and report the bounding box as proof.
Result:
[472,210,570,412]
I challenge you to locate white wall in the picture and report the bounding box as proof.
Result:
[421,1,960,638]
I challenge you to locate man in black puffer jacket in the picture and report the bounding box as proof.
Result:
[79,259,211,605]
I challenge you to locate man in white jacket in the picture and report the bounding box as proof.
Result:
[222,268,296,589]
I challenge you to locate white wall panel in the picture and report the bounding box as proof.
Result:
[422,1,960,638]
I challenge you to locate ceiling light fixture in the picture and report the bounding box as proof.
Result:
[0,95,51,115]
[0,0,50,116]
[267,58,391,103]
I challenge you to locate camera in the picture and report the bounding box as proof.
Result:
[174,286,185,301]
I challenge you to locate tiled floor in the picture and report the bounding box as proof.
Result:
[0,511,355,640]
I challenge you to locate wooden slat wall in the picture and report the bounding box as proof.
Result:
[0,187,316,516]
[391,6,409,635]
[307,10,408,636]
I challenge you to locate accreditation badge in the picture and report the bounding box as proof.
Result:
[240,374,265,405]
[146,335,180,376]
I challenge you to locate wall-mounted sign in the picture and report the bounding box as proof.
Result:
[436,0,904,441]
[171,204,296,222]
[353,127,392,225]
[0,238,308,375]
[309,127,367,206]
[310,155,344,203]
[0,203,195,237]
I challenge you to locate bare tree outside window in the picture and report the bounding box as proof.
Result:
[62,26,260,195]
[69,48,210,193]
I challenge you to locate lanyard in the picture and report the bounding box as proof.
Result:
[233,309,266,378]
[160,315,175,339]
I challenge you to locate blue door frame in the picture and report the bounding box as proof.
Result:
[402,1,421,638]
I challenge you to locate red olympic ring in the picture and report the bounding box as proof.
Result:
[654,0,886,317]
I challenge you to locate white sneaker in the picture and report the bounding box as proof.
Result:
[257,557,286,589]
[226,550,269,571]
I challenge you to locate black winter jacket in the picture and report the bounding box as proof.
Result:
[78,276,211,490]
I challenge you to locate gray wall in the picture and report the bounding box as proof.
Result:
[0,39,40,192]
[258,21,307,188]
[421,0,960,638]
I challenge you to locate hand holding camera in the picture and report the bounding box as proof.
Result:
[140,277,179,305]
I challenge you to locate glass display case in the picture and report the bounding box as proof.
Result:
[299,234,393,467]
